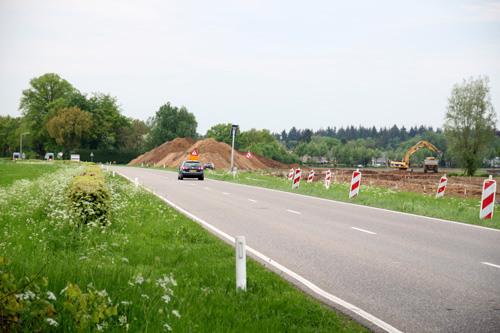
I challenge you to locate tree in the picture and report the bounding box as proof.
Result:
[443,76,497,175]
[19,73,76,154]
[147,102,197,149]
[45,106,93,151]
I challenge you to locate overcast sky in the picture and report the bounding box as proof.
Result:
[1,0,499,135]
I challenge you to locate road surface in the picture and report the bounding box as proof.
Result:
[110,166,500,332]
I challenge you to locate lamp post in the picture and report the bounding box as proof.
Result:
[20,132,30,159]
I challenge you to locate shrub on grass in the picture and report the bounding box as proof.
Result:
[68,165,110,225]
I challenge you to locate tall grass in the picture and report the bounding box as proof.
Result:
[0,163,368,332]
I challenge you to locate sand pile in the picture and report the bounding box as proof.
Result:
[128,138,290,170]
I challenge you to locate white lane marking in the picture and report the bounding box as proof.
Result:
[249,199,258,203]
[204,187,210,190]
[482,262,500,269]
[287,209,301,214]
[114,170,403,333]
[222,192,230,195]
[351,227,377,235]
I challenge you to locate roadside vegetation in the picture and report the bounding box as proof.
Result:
[0,162,368,332]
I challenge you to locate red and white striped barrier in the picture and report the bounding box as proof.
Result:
[435,175,447,198]
[307,170,315,183]
[349,169,361,199]
[292,168,301,190]
[480,176,496,219]
[325,170,331,189]
[288,168,294,180]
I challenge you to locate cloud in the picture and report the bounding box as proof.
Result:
[464,2,500,22]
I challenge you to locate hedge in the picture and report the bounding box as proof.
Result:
[68,165,110,225]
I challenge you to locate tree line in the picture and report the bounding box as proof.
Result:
[0,73,497,175]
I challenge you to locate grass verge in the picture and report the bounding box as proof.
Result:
[0,163,368,332]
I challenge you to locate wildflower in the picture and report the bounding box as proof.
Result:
[164,323,172,331]
[121,257,129,263]
[172,310,181,318]
[141,294,149,299]
[47,291,57,300]
[119,315,128,325]
[79,256,89,260]
[121,301,130,305]
[162,295,171,303]
[46,318,59,327]
[135,275,144,285]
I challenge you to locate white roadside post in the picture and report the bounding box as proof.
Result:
[112,171,115,177]
[135,177,138,187]
[235,236,247,291]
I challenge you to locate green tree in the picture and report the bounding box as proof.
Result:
[19,73,76,154]
[443,76,497,175]
[45,106,93,151]
[147,102,197,149]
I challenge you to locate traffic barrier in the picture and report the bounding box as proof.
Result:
[288,168,294,180]
[349,169,361,199]
[435,175,447,198]
[292,168,301,189]
[307,170,315,183]
[325,170,331,189]
[480,176,496,219]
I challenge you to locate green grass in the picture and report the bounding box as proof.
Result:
[0,160,64,186]
[0,163,368,332]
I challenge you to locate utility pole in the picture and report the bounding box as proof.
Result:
[230,125,238,172]
[20,132,30,159]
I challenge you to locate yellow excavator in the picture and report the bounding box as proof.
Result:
[390,140,443,172]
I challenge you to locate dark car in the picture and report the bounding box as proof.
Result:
[203,162,215,170]
[178,160,204,180]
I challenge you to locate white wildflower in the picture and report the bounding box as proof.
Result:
[121,257,129,263]
[172,310,181,318]
[121,301,130,305]
[79,256,89,260]
[46,318,58,327]
[163,323,172,331]
[162,295,171,303]
[141,294,149,299]
[46,291,57,300]
[135,275,144,285]
[119,315,128,324]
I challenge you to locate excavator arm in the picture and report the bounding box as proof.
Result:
[390,141,442,170]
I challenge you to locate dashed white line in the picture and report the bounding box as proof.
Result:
[351,227,377,235]
[287,209,301,214]
[249,199,258,203]
[482,262,500,269]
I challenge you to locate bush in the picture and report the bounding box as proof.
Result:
[68,165,110,225]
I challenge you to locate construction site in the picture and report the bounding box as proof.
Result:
[128,138,497,199]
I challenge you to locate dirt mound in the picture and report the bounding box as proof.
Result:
[128,138,290,171]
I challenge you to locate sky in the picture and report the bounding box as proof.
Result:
[1,0,499,135]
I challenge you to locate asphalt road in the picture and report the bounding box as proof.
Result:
[110,166,500,332]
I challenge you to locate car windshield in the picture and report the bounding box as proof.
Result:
[184,162,201,168]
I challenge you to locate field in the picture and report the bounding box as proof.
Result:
[270,167,498,199]
[0,161,368,332]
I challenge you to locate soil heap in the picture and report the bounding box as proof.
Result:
[128,138,290,171]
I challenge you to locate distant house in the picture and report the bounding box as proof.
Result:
[371,157,389,167]
[300,155,328,164]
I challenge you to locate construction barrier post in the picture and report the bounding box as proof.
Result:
[480,175,496,219]
[435,175,447,198]
[325,170,331,189]
[292,168,301,189]
[307,170,315,183]
[288,168,294,180]
[349,169,361,199]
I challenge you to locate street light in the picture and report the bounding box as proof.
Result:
[20,132,30,159]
